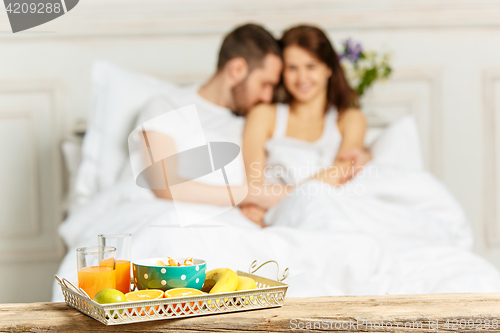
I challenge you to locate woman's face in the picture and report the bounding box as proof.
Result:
[282,45,332,104]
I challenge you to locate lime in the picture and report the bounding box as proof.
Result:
[94,289,127,304]
[94,289,128,317]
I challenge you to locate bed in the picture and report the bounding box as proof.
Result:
[52,62,500,301]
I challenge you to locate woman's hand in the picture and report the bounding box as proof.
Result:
[310,109,368,186]
[241,204,267,228]
[338,147,372,184]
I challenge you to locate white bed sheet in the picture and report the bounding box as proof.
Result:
[266,164,500,294]
[52,163,500,301]
[53,177,395,301]
[55,62,500,301]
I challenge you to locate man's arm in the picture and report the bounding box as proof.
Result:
[144,131,284,209]
[144,131,245,205]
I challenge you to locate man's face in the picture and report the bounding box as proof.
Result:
[231,54,282,116]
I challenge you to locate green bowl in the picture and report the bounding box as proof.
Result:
[132,258,206,291]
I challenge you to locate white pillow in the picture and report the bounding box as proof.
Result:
[73,62,176,211]
[369,115,424,170]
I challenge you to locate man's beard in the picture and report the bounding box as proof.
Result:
[230,78,251,116]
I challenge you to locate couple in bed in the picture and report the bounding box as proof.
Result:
[137,23,460,242]
[139,23,371,227]
[134,23,500,293]
[53,23,500,300]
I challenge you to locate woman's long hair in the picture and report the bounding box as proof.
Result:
[275,25,359,112]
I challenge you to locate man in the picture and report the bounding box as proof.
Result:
[135,23,370,223]
[135,23,285,211]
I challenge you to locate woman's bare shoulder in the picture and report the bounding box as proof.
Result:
[247,103,278,119]
[338,108,366,123]
[338,108,366,132]
[244,103,278,138]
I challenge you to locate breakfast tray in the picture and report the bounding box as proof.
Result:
[55,260,289,326]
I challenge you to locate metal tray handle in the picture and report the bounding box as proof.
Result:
[248,260,289,282]
[55,274,93,301]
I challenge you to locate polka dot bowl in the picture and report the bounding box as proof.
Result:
[132,258,206,291]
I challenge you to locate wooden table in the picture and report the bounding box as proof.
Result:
[2,293,500,332]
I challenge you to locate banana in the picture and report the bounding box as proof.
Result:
[236,276,257,291]
[236,275,257,304]
[201,269,258,308]
[202,268,239,308]
[202,268,239,294]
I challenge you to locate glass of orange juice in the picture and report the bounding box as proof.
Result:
[77,246,116,299]
[98,233,132,294]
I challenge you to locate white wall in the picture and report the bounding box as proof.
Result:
[1,0,500,302]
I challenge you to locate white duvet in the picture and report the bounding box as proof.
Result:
[52,162,500,301]
[54,64,500,301]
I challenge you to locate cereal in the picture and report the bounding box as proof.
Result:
[156,257,193,267]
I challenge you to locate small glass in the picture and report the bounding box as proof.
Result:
[98,233,132,294]
[77,246,116,299]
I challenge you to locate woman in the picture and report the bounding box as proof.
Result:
[241,25,367,225]
[240,27,500,294]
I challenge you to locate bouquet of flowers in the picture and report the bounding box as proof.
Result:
[338,38,392,96]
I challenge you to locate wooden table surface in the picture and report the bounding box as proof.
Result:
[2,293,500,332]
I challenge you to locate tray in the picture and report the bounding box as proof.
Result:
[55,260,289,326]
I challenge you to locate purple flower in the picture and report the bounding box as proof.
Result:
[340,38,363,62]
